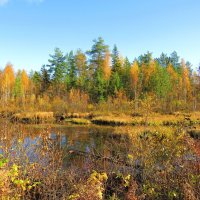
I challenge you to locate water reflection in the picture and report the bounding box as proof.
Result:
[0,123,126,169]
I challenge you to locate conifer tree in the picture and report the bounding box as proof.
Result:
[109,45,123,97]
[66,51,77,90]
[87,37,109,102]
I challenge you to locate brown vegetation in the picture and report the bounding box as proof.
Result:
[11,112,54,123]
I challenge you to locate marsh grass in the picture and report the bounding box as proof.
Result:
[70,118,91,125]
[0,120,199,199]
[91,115,134,126]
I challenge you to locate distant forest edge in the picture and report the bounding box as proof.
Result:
[0,37,199,114]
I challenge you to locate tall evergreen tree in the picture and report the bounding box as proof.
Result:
[66,51,77,90]
[157,53,170,67]
[48,48,67,84]
[122,57,131,98]
[112,45,122,73]
[87,37,109,102]
[138,51,153,65]
[170,51,180,70]
[41,65,50,93]
[47,48,67,95]
[109,45,123,97]
[31,71,41,96]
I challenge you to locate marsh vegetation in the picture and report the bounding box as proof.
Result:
[0,112,199,199]
[0,37,200,199]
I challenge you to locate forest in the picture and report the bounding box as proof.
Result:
[0,38,200,200]
[0,37,199,115]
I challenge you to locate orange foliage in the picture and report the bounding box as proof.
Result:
[75,50,87,72]
[167,63,178,81]
[181,59,191,99]
[182,60,191,91]
[130,60,139,87]
[102,51,111,80]
[142,60,156,85]
[167,63,180,98]
[21,69,29,94]
[1,63,15,99]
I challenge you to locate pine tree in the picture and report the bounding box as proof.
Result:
[109,45,123,97]
[170,51,181,75]
[112,45,122,73]
[87,37,109,102]
[138,51,153,65]
[31,71,41,96]
[157,53,170,67]
[66,51,77,90]
[41,65,51,93]
[122,57,131,98]
[47,48,67,95]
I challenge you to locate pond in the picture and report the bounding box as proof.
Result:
[0,122,131,170]
[0,120,199,199]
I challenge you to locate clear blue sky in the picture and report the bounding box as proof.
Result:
[0,0,199,72]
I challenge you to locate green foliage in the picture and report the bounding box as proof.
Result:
[13,71,23,98]
[75,49,88,91]
[92,67,107,102]
[109,72,122,97]
[0,155,8,168]
[0,37,198,112]
[153,64,172,98]
[138,51,153,65]
[0,156,41,198]
[109,45,123,97]
[87,37,109,102]
[157,52,171,67]
[47,48,67,92]
[69,171,108,200]
[66,51,77,90]
[40,65,50,93]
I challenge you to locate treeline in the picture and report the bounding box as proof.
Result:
[0,37,199,113]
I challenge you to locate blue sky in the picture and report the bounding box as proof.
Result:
[0,0,199,72]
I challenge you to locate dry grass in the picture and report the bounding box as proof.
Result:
[70,118,91,125]
[0,113,200,199]
[91,115,134,126]
[11,112,55,123]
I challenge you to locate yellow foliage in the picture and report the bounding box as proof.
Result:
[1,63,15,100]
[102,51,111,80]
[167,63,178,81]
[130,60,139,87]
[142,60,156,85]
[70,171,107,200]
[181,59,191,97]
[21,69,29,94]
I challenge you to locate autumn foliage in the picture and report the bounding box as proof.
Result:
[0,37,198,113]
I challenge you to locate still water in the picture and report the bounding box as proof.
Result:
[0,123,130,169]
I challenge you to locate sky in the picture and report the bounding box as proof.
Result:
[0,0,200,72]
